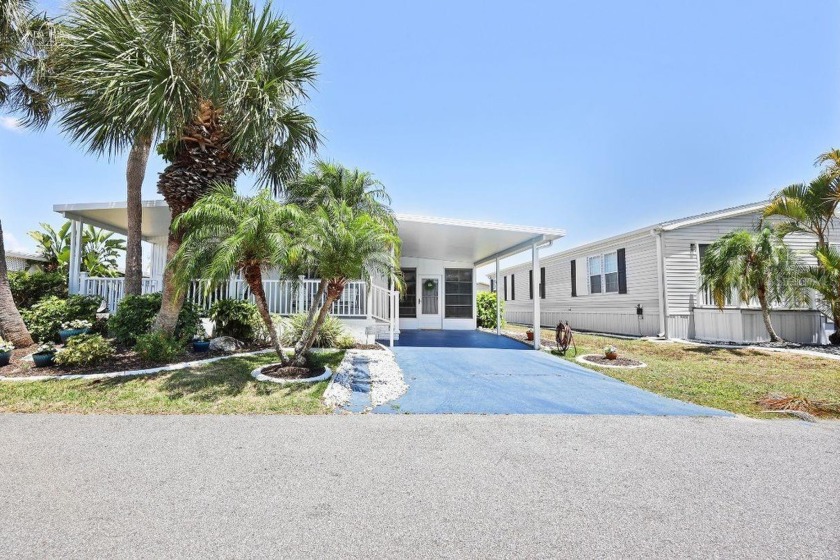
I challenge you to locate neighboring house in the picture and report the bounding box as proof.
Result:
[490,202,838,344]
[476,281,491,293]
[54,200,564,347]
[4,250,47,273]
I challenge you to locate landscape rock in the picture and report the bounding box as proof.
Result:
[208,336,244,353]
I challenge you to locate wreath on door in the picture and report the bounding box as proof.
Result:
[423,279,437,291]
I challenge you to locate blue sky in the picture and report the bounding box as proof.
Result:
[2,0,839,270]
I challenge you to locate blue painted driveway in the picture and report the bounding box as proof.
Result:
[374,332,729,416]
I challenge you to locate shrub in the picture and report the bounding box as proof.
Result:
[279,313,355,349]
[108,293,200,346]
[55,334,114,368]
[8,270,67,309]
[209,299,261,342]
[135,331,184,363]
[20,295,101,342]
[476,291,504,329]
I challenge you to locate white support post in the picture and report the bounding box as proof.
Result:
[532,242,541,350]
[68,219,83,295]
[389,248,396,347]
[495,257,501,336]
[297,275,306,313]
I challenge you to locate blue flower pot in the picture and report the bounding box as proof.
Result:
[32,352,55,368]
[0,351,11,367]
[192,341,211,353]
[59,328,88,343]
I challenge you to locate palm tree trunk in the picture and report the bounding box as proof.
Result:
[152,227,186,334]
[124,135,151,296]
[757,291,782,343]
[0,221,34,347]
[243,265,287,364]
[293,280,344,367]
[292,278,325,358]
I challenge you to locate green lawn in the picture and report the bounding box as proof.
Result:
[0,351,344,414]
[506,324,840,417]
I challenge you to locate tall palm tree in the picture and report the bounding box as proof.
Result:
[764,173,839,248]
[55,0,319,334]
[808,247,840,345]
[169,185,301,363]
[0,220,34,347]
[700,226,808,343]
[290,202,401,366]
[0,0,53,129]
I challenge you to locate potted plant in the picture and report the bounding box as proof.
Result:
[59,319,92,343]
[604,345,618,360]
[33,342,57,367]
[192,334,211,353]
[526,328,534,341]
[0,338,13,367]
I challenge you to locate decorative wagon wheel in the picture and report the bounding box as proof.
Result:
[555,321,576,356]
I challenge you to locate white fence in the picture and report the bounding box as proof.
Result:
[82,275,371,318]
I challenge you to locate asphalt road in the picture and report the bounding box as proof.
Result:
[1,414,837,559]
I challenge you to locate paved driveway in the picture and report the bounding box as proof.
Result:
[376,330,728,415]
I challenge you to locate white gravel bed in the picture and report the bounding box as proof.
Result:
[322,348,407,410]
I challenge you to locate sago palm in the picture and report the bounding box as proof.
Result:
[169,185,301,363]
[291,202,401,366]
[700,225,808,343]
[808,247,840,345]
[55,0,319,334]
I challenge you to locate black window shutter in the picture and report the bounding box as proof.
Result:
[511,274,515,301]
[529,270,533,299]
[540,267,546,299]
[617,248,627,294]
[571,260,577,297]
[503,276,507,301]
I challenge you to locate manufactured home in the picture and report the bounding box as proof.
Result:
[4,250,47,273]
[491,202,838,345]
[53,199,564,347]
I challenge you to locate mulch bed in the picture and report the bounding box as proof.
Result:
[260,364,326,380]
[580,355,644,367]
[0,343,268,379]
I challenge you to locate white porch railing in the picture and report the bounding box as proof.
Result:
[370,284,391,322]
[81,275,370,317]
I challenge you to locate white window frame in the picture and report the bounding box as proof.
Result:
[587,252,619,295]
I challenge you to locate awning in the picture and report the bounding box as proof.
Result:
[54,200,566,265]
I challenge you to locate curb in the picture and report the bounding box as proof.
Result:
[0,349,277,383]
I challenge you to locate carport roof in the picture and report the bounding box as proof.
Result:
[54,199,565,265]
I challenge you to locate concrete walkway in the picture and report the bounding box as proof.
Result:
[376,331,728,415]
[1,414,836,559]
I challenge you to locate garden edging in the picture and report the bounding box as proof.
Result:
[0,349,276,383]
[250,365,332,384]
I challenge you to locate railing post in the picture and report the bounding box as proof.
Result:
[78,272,89,296]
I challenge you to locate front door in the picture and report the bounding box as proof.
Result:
[418,275,443,329]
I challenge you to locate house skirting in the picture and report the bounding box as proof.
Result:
[692,308,827,345]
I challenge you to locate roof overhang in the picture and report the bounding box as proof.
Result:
[53,200,566,264]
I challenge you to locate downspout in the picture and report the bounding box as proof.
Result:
[652,228,668,338]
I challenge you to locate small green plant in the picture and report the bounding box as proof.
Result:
[209,299,261,342]
[476,291,504,329]
[280,313,352,349]
[62,319,92,330]
[135,331,184,363]
[20,295,100,342]
[108,293,200,346]
[55,334,114,367]
[0,338,14,353]
[35,342,57,355]
[8,270,67,309]
[604,345,617,357]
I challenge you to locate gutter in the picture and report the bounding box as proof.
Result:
[652,228,668,338]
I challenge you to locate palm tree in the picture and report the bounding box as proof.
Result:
[55,0,319,334]
[764,173,839,249]
[168,185,301,363]
[290,202,401,366]
[700,225,809,343]
[808,247,840,345]
[0,0,53,129]
[0,220,34,347]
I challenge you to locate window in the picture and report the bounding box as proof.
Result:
[588,256,602,294]
[444,268,473,318]
[511,274,515,300]
[399,268,417,318]
[588,252,622,294]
